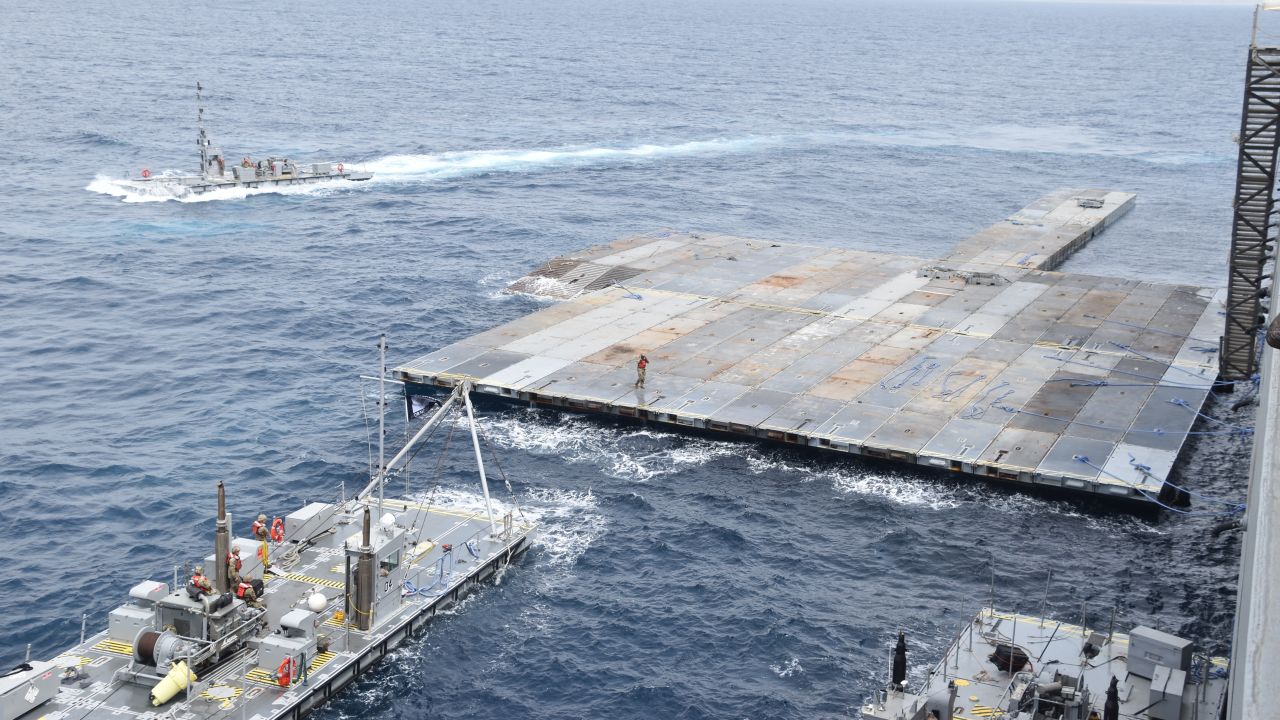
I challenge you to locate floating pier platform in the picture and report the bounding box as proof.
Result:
[395,189,1227,505]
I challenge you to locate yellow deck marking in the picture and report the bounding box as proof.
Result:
[283,572,345,590]
[200,684,243,709]
[92,639,133,657]
[247,651,339,686]
[54,655,91,668]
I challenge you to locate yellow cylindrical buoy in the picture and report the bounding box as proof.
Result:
[150,661,197,706]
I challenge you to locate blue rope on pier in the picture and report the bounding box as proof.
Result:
[1071,454,1246,516]
[933,371,987,399]
[880,357,941,391]
[1167,397,1253,434]
[614,283,644,300]
[1083,315,1216,344]
[959,382,1013,420]
[1107,341,1216,382]
[992,401,1249,437]
[1045,355,1229,389]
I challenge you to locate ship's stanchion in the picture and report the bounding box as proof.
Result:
[215,482,231,593]
[354,507,375,631]
[239,651,250,720]
[80,613,86,645]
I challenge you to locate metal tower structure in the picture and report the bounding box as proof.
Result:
[1222,14,1280,381]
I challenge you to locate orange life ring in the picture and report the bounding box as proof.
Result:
[336,163,344,174]
[270,517,284,543]
[140,168,151,178]
[276,657,293,687]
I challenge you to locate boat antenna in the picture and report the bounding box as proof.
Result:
[196,81,208,178]
[1039,568,1052,628]
[377,334,387,518]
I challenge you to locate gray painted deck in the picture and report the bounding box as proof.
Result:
[396,189,1225,505]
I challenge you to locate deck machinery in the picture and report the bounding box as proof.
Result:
[0,383,535,720]
[862,609,1228,720]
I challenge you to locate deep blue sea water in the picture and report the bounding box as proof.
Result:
[0,0,1261,717]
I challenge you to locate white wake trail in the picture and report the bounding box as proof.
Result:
[86,135,783,203]
[365,136,778,181]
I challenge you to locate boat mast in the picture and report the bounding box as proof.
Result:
[462,383,499,536]
[357,385,461,502]
[377,334,387,518]
[196,81,209,178]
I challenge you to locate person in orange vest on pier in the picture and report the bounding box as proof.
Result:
[635,354,649,389]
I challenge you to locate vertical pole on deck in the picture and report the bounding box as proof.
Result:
[1011,614,1017,672]
[988,565,995,613]
[80,613,87,645]
[1107,605,1116,650]
[240,651,249,720]
[954,608,961,670]
[462,384,499,536]
[377,334,387,519]
[215,482,231,594]
[968,610,974,653]
[1039,569,1051,628]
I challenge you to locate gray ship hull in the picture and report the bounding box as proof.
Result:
[138,169,373,197]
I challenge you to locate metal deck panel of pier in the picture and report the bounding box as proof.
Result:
[397,189,1226,505]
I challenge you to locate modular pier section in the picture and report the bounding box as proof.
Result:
[396,189,1226,505]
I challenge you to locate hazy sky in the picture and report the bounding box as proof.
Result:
[1013,0,1254,5]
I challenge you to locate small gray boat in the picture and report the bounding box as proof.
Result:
[130,82,372,196]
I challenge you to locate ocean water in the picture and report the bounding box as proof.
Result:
[0,0,1259,717]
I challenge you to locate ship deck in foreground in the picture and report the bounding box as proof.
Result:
[394,189,1228,507]
[860,608,1228,720]
[4,384,534,720]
